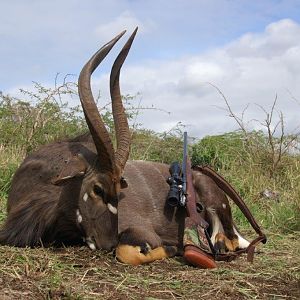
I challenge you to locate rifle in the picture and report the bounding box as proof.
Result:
[167,132,266,266]
[167,132,217,268]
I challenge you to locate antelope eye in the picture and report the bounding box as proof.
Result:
[93,185,104,198]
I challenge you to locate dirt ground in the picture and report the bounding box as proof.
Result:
[0,231,299,300]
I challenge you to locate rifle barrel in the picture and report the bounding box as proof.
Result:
[181,131,188,206]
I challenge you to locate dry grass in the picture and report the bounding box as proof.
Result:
[0,231,299,299]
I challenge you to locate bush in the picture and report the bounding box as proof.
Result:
[0,81,86,153]
[191,130,300,232]
[130,126,184,163]
[191,131,247,170]
[0,81,299,233]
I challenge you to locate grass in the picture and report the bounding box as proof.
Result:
[0,137,299,299]
[0,231,299,299]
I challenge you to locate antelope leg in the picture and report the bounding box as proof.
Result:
[116,244,177,265]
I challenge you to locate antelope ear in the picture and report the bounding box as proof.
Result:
[52,154,87,185]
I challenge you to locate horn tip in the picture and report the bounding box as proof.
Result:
[133,27,138,35]
[118,30,127,38]
[128,27,138,41]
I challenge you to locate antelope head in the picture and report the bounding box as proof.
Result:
[53,29,137,250]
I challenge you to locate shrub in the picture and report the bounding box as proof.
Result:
[0,81,86,153]
[0,80,299,233]
[191,132,300,232]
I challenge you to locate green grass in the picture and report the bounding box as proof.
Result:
[192,132,300,233]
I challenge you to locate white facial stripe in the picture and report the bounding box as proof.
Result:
[61,175,72,180]
[107,203,117,215]
[76,209,83,223]
[222,203,227,209]
[83,193,88,202]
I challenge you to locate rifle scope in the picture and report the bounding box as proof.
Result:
[167,162,183,207]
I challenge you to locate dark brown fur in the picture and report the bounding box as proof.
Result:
[0,134,234,254]
[118,161,236,254]
[0,134,118,250]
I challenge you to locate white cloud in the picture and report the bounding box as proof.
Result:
[94,10,156,40]
[226,19,300,58]
[3,17,300,139]
[94,18,300,138]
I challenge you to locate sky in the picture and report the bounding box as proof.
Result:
[1,0,300,138]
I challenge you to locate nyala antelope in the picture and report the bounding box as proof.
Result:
[0,28,251,266]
